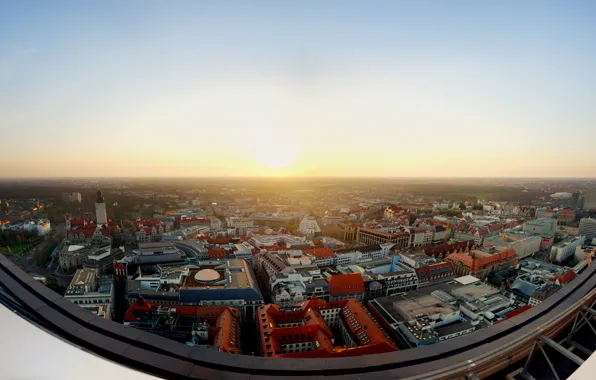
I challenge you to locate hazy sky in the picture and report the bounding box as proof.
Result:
[1,1,596,178]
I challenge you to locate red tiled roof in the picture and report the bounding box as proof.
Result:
[257,298,397,359]
[489,223,502,231]
[125,301,241,354]
[415,262,455,281]
[340,299,397,348]
[476,227,490,236]
[260,245,288,252]
[208,248,227,259]
[503,305,532,319]
[208,238,232,245]
[329,273,365,296]
[312,239,323,248]
[303,248,335,259]
[555,269,576,284]
[181,217,211,223]
[424,240,474,257]
[70,218,90,227]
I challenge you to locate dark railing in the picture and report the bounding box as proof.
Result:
[0,252,595,379]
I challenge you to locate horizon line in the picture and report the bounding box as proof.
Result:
[1,175,596,180]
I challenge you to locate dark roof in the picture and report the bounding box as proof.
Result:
[358,244,383,253]
[435,322,475,337]
[180,288,264,302]
[510,279,538,297]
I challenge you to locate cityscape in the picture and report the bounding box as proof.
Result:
[1,177,596,377]
[2,1,596,379]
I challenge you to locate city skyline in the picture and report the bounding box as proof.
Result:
[2,1,596,178]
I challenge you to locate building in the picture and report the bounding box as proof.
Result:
[528,284,561,306]
[507,259,574,306]
[424,240,475,260]
[249,212,298,228]
[333,243,393,266]
[557,209,575,225]
[535,208,555,219]
[123,298,241,354]
[135,219,168,243]
[584,190,596,210]
[394,202,434,211]
[369,276,514,348]
[371,270,418,297]
[328,273,365,302]
[550,236,586,264]
[445,246,518,279]
[248,234,311,249]
[95,189,108,226]
[407,227,429,247]
[226,217,255,233]
[335,257,418,299]
[483,231,542,260]
[357,227,410,248]
[15,219,51,236]
[297,215,321,237]
[179,216,212,229]
[396,250,437,269]
[415,262,456,288]
[523,218,557,237]
[126,242,184,264]
[59,241,112,273]
[257,297,397,358]
[82,246,125,273]
[579,218,596,240]
[65,268,113,318]
[233,241,256,264]
[71,192,82,203]
[65,215,119,244]
[62,192,82,203]
[125,259,264,321]
[302,247,336,267]
[253,250,327,305]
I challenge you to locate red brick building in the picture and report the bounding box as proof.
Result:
[328,273,365,301]
[445,246,518,279]
[257,296,397,358]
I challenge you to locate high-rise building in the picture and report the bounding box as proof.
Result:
[62,191,82,203]
[585,190,596,210]
[95,189,107,226]
[550,236,585,264]
[523,218,557,237]
[579,218,596,240]
[71,192,82,203]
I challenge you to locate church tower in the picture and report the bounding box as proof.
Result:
[95,189,108,226]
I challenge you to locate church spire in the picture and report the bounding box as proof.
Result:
[96,189,105,203]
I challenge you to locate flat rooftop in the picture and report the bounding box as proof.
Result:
[382,295,457,322]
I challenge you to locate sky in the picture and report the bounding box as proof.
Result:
[1,1,596,178]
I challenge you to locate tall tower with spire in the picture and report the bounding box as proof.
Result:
[95,189,108,226]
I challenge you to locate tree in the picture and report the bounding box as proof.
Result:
[16,235,23,252]
[459,202,466,210]
[285,223,298,233]
[45,277,66,296]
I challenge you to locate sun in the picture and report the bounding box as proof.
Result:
[250,139,299,170]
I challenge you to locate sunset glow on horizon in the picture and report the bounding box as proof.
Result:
[2,1,596,179]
